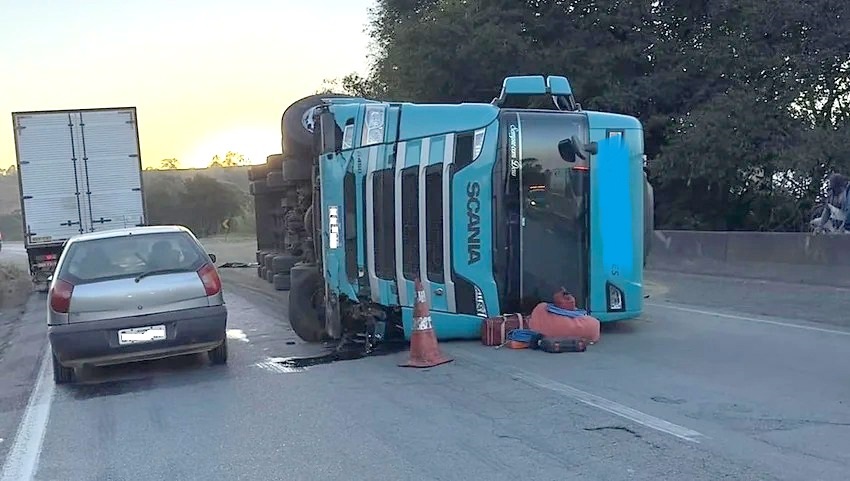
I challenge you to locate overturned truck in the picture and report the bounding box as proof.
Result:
[250,76,654,345]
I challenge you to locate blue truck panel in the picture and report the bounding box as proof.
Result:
[586,111,644,321]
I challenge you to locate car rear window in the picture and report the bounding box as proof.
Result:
[58,231,209,284]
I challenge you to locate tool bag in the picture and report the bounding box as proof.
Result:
[481,313,526,346]
[532,336,587,353]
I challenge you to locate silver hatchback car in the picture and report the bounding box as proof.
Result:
[47,225,228,384]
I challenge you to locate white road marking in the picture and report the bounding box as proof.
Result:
[455,350,704,443]
[0,347,55,481]
[646,302,850,337]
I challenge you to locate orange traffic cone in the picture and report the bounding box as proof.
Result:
[399,278,453,368]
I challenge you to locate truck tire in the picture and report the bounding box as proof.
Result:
[281,93,351,158]
[267,171,286,189]
[265,269,274,283]
[273,273,291,291]
[272,254,298,275]
[258,266,264,278]
[263,253,275,271]
[267,153,285,170]
[248,164,268,182]
[281,157,312,182]
[250,180,269,196]
[256,250,267,264]
[288,264,327,342]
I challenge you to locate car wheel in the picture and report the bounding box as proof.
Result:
[208,340,228,365]
[281,93,352,158]
[288,264,327,342]
[273,273,291,291]
[52,352,75,384]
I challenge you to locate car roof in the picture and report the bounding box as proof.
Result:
[66,225,194,245]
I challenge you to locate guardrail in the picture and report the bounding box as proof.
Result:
[647,230,850,288]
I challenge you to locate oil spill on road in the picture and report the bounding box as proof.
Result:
[70,377,157,400]
[256,339,408,374]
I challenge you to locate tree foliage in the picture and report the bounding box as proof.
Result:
[334,0,850,231]
[144,173,248,237]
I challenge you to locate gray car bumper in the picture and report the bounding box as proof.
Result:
[49,305,227,368]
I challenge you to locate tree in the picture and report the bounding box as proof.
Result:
[209,151,247,168]
[337,0,850,231]
[159,158,179,170]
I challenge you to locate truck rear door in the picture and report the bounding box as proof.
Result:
[76,109,145,231]
[13,112,87,245]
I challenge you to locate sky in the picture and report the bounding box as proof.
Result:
[0,0,375,170]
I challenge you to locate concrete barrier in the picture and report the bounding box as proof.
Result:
[647,230,850,288]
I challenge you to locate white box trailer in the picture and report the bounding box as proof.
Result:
[12,107,147,287]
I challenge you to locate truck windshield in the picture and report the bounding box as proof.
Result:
[495,111,589,313]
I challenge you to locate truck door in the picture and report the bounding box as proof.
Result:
[13,112,87,243]
[588,130,643,317]
[77,109,145,232]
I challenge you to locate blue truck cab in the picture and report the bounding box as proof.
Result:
[290,75,648,343]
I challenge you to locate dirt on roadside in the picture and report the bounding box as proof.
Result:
[0,262,31,310]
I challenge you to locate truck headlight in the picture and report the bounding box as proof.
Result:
[362,105,385,146]
[473,128,486,160]
[606,282,625,311]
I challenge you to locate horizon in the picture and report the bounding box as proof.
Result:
[0,0,374,170]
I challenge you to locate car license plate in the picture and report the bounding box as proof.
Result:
[118,325,166,345]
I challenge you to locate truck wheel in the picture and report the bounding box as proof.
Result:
[272,254,298,275]
[250,180,269,196]
[258,266,265,278]
[263,253,276,271]
[248,164,268,182]
[256,250,267,264]
[52,352,75,384]
[267,153,285,170]
[265,269,274,283]
[273,273,291,291]
[281,157,312,182]
[281,93,351,158]
[267,171,286,189]
[288,264,327,342]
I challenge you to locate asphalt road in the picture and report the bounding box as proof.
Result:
[0,245,849,480]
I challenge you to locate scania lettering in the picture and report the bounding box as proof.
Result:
[466,181,482,265]
[255,75,653,344]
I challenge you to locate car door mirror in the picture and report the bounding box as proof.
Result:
[208,253,217,263]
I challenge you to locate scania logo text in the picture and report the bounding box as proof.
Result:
[466,181,481,264]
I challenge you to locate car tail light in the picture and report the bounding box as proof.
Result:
[197,263,222,296]
[50,279,74,313]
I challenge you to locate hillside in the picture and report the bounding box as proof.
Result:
[0,165,252,216]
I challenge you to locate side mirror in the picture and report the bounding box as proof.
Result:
[318,110,341,154]
[47,275,53,282]
[209,253,217,263]
[558,135,597,162]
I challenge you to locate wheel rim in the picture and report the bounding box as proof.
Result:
[302,106,319,133]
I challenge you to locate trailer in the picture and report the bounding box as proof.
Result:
[12,107,147,290]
